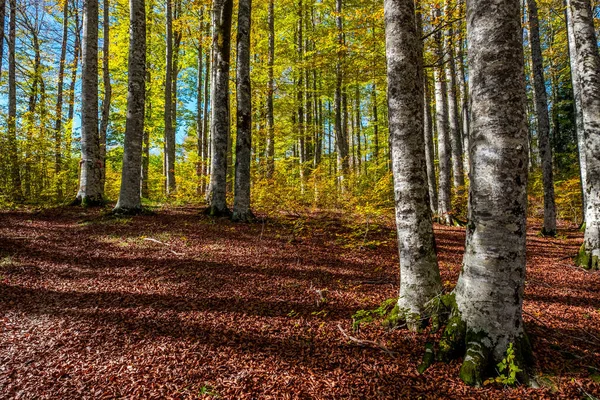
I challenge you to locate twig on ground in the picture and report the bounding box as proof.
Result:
[143,238,184,256]
[337,324,396,357]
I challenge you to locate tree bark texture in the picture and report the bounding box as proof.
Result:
[76,0,103,205]
[114,0,146,213]
[384,0,442,330]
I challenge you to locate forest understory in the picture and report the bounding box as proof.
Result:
[0,206,599,399]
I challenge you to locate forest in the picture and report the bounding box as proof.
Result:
[0,0,599,396]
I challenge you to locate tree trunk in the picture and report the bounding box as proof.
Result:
[0,0,6,80]
[456,0,470,176]
[196,13,204,195]
[372,84,379,162]
[164,0,176,194]
[384,0,441,330]
[571,0,600,270]
[66,0,82,181]
[434,7,451,224]
[202,48,210,194]
[334,0,348,188]
[141,0,153,199]
[75,0,103,206]
[7,0,21,201]
[565,0,587,220]
[233,0,253,221]
[265,0,275,178]
[528,0,556,236]
[99,0,111,192]
[54,0,69,200]
[114,0,145,213]
[207,0,233,216]
[438,0,531,384]
[424,74,437,215]
[445,2,465,190]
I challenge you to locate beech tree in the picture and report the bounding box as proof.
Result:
[384,0,441,330]
[207,0,233,216]
[114,0,146,214]
[233,0,253,221]
[74,0,103,205]
[434,0,532,384]
[570,0,600,270]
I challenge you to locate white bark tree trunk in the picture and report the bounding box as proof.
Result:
[571,0,600,270]
[76,0,103,206]
[384,0,442,331]
[114,0,146,214]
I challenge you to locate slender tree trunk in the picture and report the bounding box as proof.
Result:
[7,0,21,201]
[66,0,81,176]
[571,0,600,270]
[207,0,233,215]
[0,0,6,79]
[438,0,531,384]
[141,0,153,199]
[372,84,379,162]
[233,0,253,221]
[334,0,348,188]
[202,48,210,194]
[565,0,587,220]
[434,7,451,224]
[196,13,204,195]
[114,0,146,213]
[384,0,441,330]
[456,0,470,175]
[445,1,465,190]
[99,0,111,192]
[54,0,69,200]
[75,0,103,205]
[24,30,41,199]
[424,74,438,214]
[354,86,362,173]
[265,0,275,178]
[528,0,556,236]
[164,0,176,193]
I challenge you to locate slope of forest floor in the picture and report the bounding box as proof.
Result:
[0,206,599,399]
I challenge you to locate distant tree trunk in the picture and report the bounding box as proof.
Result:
[202,48,210,194]
[75,0,103,205]
[196,14,204,195]
[54,0,69,200]
[0,0,6,78]
[296,0,306,189]
[445,1,465,190]
[354,86,362,173]
[434,7,451,224]
[438,0,531,384]
[24,28,41,199]
[233,0,253,221]
[565,0,587,220]
[7,0,21,201]
[528,0,556,236]
[99,0,111,192]
[372,84,379,162]
[334,0,348,188]
[207,0,233,216]
[66,0,82,170]
[384,0,441,330]
[265,0,275,178]
[142,66,151,198]
[424,75,437,214]
[571,0,600,270]
[164,0,176,194]
[114,0,146,214]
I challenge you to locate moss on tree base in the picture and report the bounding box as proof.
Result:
[576,243,599,270]
[203,206,232,218]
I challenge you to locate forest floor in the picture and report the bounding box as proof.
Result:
[0,205,599,399]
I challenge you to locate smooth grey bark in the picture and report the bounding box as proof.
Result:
[196,12,204,194]
[207,0,233,216]
[233,0,253,221]
[372,84,379,161]
[354,86,362,173]
[265,0,275,178]
[424,75,438,214]
[445,1,465,190]
[565,0,587,219]
[164,0,176,193]
[7,0,21,201]
[433,7,451,224]
[114,0,146,214]
[456,0,470,175]
[441,0,531,384]
[384,0,441,330]
[571,0,600,270]
[202,48,210,193]
[54,0,69,199]
[75,0,103,205]
[528,0,556,236]
[67,1,81,128]
[141,0,154,199]
[334,0,349,187]
[296,0,306,187]
[99,0,111,192]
